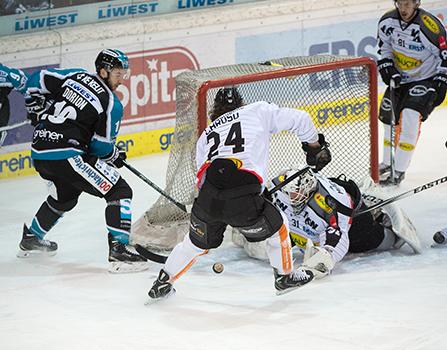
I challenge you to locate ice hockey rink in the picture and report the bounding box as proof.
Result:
[1,107,446,350]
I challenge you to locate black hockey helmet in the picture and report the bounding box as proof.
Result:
[211,87,243,121]
[95,49,129,73]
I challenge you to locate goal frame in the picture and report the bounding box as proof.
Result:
[196,57,379,181]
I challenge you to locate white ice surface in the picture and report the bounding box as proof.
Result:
[1,108,447,350]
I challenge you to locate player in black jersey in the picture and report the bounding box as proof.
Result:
[17,49,148,273]
[377,0,447,185]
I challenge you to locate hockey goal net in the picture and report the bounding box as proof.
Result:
[131,55,378,251]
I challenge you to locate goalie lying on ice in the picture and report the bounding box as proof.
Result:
[232,167,421,279]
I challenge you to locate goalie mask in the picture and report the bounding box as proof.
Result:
[281,168,318,215]
[211,87,243,121]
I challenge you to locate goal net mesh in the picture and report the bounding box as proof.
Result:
[131,55,378,251]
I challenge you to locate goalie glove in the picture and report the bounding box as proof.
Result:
[302,239,335,279]
[302,133,332,171]
[378,58,401,87]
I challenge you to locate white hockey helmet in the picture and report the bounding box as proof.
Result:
[280,167,318,214]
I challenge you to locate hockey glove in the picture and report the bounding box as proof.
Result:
[25,94,47,126]
[103,146,127,168]
[378,58,401,87]
[302,133,332,172]
[433,73,447,107]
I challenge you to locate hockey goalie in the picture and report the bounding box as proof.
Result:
[232,168,421,279]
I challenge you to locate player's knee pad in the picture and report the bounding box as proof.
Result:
[189,209,226,250]
[403,84,437,121]
[104,177,133,202]
[238,201,283,243]
[47,195,78,213]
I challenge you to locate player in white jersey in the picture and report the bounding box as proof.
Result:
[233,168,421,278]
[377,0,447,185]
[147,87,332,301]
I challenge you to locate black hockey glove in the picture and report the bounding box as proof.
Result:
[25,94,47,126]
[302,133,332,172]
[378,58,401,87]
[433,73,447,107]
[103,146,127,168]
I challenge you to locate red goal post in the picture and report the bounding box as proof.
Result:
[131,55,378,251]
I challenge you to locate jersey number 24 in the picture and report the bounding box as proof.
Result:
[206,121,245,160]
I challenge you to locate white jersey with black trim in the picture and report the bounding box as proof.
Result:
[377,8,447,84]
[195,101,318,186]
[272,175,352,263]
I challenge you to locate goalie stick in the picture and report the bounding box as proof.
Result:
[355,174,447,217]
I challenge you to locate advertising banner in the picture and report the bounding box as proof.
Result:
[1,1,446,179]
[0,0,257,37]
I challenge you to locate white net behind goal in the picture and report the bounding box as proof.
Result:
[131,55,378,251]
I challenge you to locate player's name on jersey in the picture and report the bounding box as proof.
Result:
[205,112,240,135]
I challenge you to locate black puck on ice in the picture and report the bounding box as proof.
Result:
[433,231,446,245]
[212,262,224,274]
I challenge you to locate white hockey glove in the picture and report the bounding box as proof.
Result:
[302,239,335,279]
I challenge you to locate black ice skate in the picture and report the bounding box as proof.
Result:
[147,269,176,303]
[379,171,405,186]
[379,163,391,177]
[108,234,149,273]
[274,267,314,295]
[17,224,58,258]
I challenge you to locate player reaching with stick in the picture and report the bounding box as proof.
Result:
[147,87,332,301]
[16,49,148,273]
[377,0,447,185]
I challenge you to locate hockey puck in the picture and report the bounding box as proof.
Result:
[212,262,224,274]
[433,231,446,245]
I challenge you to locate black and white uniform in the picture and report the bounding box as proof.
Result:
[377,8,447,173]
[272,175,353,263]
[272,176,397,265]
[163,101,319,279]
[25,69,132,244]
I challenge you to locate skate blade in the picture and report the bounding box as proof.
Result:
[275,280,313,296]
[108,261,150,274]
[16,249,57,258]
[144,289,176,306]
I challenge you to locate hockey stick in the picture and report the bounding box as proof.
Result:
[134,244,167,264]
[122,160,188,213]
[389,79,397,184]
[0,119,30,132]
[355,174,447,217]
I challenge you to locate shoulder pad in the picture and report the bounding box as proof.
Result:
[416,9,446,45]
